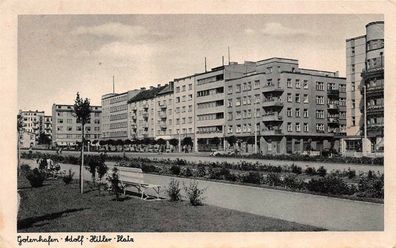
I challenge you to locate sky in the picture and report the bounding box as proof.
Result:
[18,14,383,114]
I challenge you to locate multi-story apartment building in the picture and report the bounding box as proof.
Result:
[195,62,256,151]
[225,58,347,155]
[155,82,174,139]
[127,85,167,140]
[52,104,102,147]
[173,76,195,147]
[101,89,140,140]
[345,21,384,155]
[18,110,47,146]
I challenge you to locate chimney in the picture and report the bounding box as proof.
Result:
[157,84,161,87]
[140,87,146,90]
[150,86,154,89]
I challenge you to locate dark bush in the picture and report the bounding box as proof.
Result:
[305,167,316,176]
[265,173,282,186]
[290,164,302,174]
[170,165,181,175]
[283,174,303,189]
[141,163,158,173]
[38,158,48,170]
[20,164,31,175]
[306,176,354,195]
[197,166,206,177]
[317,166,327,177]
[26,168,46,187]
[175,158,187,166]
[167,179,181,201]
[241,171,261,184]
[347,168,356,179]
[62,169,74,184]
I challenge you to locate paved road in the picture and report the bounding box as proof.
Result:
[21,159,384,231]
[30,149,383,173]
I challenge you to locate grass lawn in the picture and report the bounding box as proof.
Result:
[17,175,324,232]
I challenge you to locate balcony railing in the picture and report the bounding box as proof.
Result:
[367,123,384,129]
[262,98,283,108]
[327,103,339,111]
[262,112,283,122]
[327,89,339,97]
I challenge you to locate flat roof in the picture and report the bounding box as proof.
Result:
[346,35,366,42]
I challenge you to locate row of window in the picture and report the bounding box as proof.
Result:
[56,126,100,132]
[110,113,127,121]
[175,105,193,113]
[57,118,100,124]
[175,84,193,93]
[197,113,224,121]
[175,94,193,103]
[197,100,224,109]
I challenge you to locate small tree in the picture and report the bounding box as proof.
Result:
[181,137,193,147]
[167,179,181,201]
[73,92,91,194]
[226,136,237,149]
[37,132,51,145]
[183,180,206,206]
[169,138,178,148]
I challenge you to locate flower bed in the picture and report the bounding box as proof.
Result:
[21,152,384,201]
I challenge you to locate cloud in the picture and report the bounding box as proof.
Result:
[92,42,156,60]
[71,22,168,41]
[260,22,315,38]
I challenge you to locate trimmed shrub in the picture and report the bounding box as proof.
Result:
[347,168,356,179]
[62,169,74,184]
[26,168,46,187]
[184,180,206,206]
[265,173,282,186]
[305,167,316,176]
[141,163,158,173]
[167,179,181,201]
[290,164,302,174]
[306,176,354,195]
[170,165,181,175]
[197,166,206,177]
[317,166,327,177]
[183,167,193,177]
[241,171,261,184]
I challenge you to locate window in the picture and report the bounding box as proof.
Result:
[266,79,273,87]
[316,82,324,91]
[295,94,300,103]
[227,86,233,94]
[316,110,324,119]
[182,85,186,92]
[352,116,356,126]
[247,96,251,105]
[303,123,309,132]
[242,96,247,105]
[303,94,309,103]
[182,95,186,102]
[287,93,292,102]
[58,119,63,123]
[287,108,292,117]
[236,98,241,106]
[255,94,260,103]
[295,123,301,132]
[236,84,241,93]
[303,109,309,118]
[176,87,180,93]
[254,80,260,89]
[227,125,233,134]
[182,106,186,113]
[188,84,192,90]
[351,82,355,92]
[316,96,324,105]
[295,108,300,118]
[267,67,273,73]
[351,64,355,73]
[287,122,292,132]
[176,107,180,113]
[352,99,355,109]
[227,99,233,107]
[303,80,308,89]
[236,111,241,120]
[287,79,292,88]
[176,97,180,103]
[295,79,300,88]
[316,123,324,132]
[188,94,192,101]
[67,127,72,131]
[228,112,233,121]
[188,105,192,112]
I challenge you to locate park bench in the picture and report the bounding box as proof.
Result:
[116,167,162,200]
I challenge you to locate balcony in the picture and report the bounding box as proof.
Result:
[261,129,282,135]
[366,84,384,96]
[262,98,283,108]
[262,85,284,93]
[159,122,167,129]
[159,111,167,119]
[327,117,339,125]
[327,103,339,111]
[327,89,339,97]
[367,105,384,114]
[262,112,283,122]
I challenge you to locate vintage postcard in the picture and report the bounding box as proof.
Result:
[1,0,396,247]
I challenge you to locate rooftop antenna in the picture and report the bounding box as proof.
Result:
[228,46,230,65]
[112,75,115,94]
[205,57,207,72]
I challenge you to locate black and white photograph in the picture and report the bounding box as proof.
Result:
[1,1,395,247]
